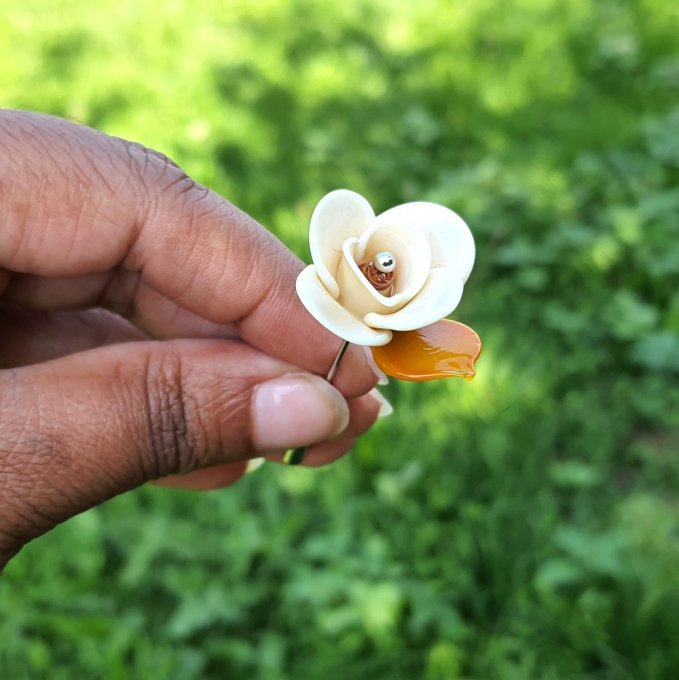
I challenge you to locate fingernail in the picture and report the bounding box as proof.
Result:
[362,345,389,385]
[253,374,350,449]
[245,457,265,474]
[367,388,394,418]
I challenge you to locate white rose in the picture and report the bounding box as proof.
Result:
[296,190,475,346]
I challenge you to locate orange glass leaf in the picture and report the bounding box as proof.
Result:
[371,319,482,382]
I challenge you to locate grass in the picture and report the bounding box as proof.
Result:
[1,0,679,677]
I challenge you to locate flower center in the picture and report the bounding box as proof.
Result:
[360,251,395,296]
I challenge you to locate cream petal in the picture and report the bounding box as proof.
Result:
[363,267,464,331]
[374,202,475,282]
[296,265,392,346]
[309,190,376,299]
[333,219,432,319]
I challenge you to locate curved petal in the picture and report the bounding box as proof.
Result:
[309,190,376,299]
[355,220,432,297]
[363,267,464,331]
[374,202,475,282]
[334,236,422,318]
[296,265,392,346]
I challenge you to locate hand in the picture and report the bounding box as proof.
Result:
[0,110,380,568]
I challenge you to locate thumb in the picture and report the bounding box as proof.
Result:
[0,339,349,565]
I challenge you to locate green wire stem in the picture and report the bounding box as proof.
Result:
[285,340,350,465]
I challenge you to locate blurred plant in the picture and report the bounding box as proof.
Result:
[1,0,679,678]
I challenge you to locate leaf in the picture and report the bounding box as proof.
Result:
[534,558,585,594]
[549,461,604,489]
[604,290,659,341]
[631,331,679,371]
[371,319,481,382]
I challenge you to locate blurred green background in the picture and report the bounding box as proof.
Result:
[2,0,679,678]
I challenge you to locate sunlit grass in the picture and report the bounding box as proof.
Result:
[2,0,679,678]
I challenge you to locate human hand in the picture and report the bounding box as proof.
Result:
[0,110,381,568]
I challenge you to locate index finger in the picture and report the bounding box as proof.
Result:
[0,110,375,397]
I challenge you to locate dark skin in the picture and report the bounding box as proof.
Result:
[0,110,380,570]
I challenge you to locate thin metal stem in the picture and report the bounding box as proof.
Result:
[284,340,350,465]
[326,339,350,383]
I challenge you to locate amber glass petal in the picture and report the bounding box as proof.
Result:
[371,320,481,382]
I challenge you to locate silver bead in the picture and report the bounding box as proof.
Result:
[373,251,396,273]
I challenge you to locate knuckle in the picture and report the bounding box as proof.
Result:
[0,498,27,566]
[121,139,217,264]
[120,138,180,176]
[121,139,200,204]
[140,352,207,478]
[0,373,67,560]
[130,142,181,171]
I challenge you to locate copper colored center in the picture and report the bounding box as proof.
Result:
[360,261,394,296]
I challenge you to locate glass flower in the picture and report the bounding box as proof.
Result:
[296,190,481,382]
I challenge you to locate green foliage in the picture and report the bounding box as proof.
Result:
[2,0,679,678]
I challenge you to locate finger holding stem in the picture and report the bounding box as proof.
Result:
[284,340,351,465]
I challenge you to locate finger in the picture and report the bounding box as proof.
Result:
[116,387,385,491]
[0,339,350,564]
[0,304,145,368]
[0,111,374,398]
[296,438,357,468]
[265,388,384,466]
[153,461,248,491]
